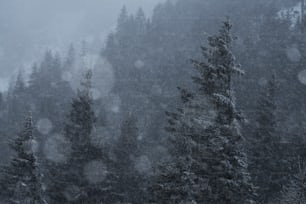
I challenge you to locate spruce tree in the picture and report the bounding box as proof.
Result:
[149,87,198,204]
[117,5,129,34]
[248,74,285,203]
[150,20,255,204]
[0,114,44,204]
[47,70,105,204]
[111,114,145,203]
[278,159,306,204]
[191,19,255,204]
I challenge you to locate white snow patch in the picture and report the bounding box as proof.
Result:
[36,118,53,135]
[298,69,306,85]
[44,133,71,163]
[84,160,108,184]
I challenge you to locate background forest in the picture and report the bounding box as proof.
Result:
[0,0,306,203]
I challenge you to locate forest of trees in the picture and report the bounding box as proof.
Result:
[0,0,306,203]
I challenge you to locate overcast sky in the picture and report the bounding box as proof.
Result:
[0,0,166,91]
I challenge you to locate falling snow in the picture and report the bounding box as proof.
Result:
[43,133,71,163]
[286,47,301,62]
[134,59,145,69]
[298,69,306,85]
[36,118,53,135]
[258,77,268,87]
[83,160,108,184]
[135,155,152,175]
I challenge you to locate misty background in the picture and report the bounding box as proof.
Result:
[0,0,166,91]
[0,0,306,203]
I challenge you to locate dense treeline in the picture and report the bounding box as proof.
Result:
[0,0,306,203]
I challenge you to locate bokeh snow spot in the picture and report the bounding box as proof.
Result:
[84,160,108,184]
[92,58,115,98]
[151,84,162,95]
[44,134,71,163]
[110,95,121,113]
[286,47,301,62]
[111,105,120,113]
[134,60,145,69]
[68,56,114,98]
[92,88,102,100]
[103,94,121,115]
[0,46,4,59]
[61,71,73,82]
[63,185,81,201]
[36,118,53,135]
[298,69,306,85]
[135,155,152,175]
[83,54,99,70]
[23,139,38,154]
[137,132,144,141]
[258,77,268,87]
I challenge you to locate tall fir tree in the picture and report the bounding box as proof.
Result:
[278,159,306,204]
[47,70,105,204]
[248,74,286,203]
[150,20,255,204]
[0,114,45,203]
[149,87,197,204]
[110,113,145,203]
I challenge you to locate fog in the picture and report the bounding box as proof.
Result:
[1,0,306,203]
[0,0,166,91]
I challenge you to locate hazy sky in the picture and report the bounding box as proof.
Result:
[0,0,166,91]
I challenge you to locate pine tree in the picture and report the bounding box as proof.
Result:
[191,19,255,204]
[110,114,145,203]
[149,87,198,204]
[278,159,306,204]
[248,74,285,203]
[0,114,44,203]
[150,20,255,204]
[46,70,105,204]
[64,44,76,70]
[117,5,129,34]
[135,8,147,35]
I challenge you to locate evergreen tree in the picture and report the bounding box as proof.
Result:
[278,159,306,204]
[191,19,255,204]
[64,44,76,70]
[248,74,285,203]
[150,20,255,204]
[135,8,147,35]
[0,114,44,203]
[7,70,30,131]
[117,5,129,34]
[149,87,197,204]
[110,114,145,203]
[47,70,106,204]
